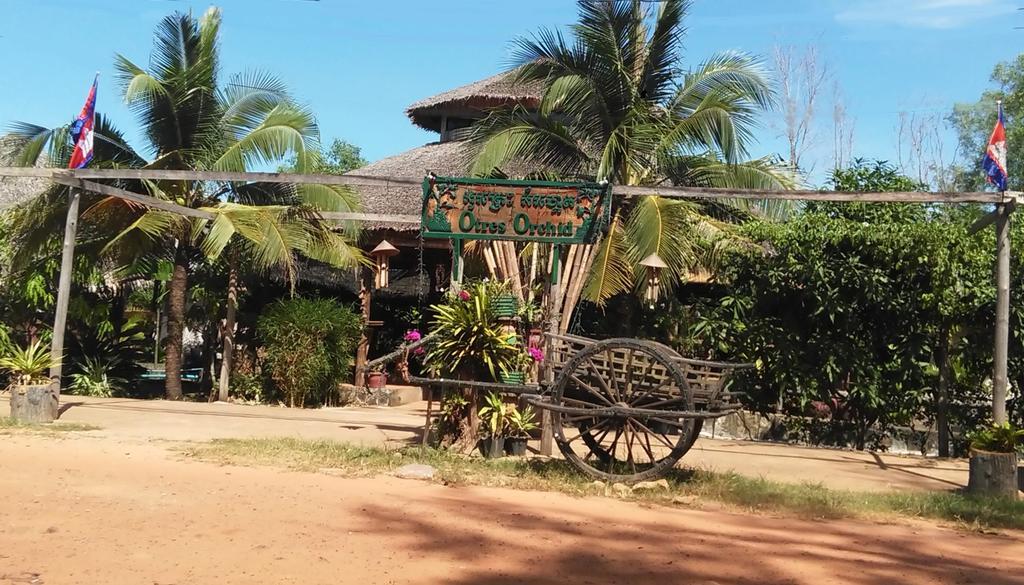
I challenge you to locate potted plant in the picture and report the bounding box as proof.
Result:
[0,340,59,423]
[478,391,509,458]
[967,422,1023,499]
[489,282,519,319]
[367,370,388,389]
[518,300,542,330]
[500,347,543,385]
[505,404,538,456]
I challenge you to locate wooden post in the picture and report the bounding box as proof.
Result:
[993,202,1012,424]
[451,239,464,286]
[540,244,562,457]
[354,267,373,387]
[48,189,81,411]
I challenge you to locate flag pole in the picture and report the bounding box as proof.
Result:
[992,99,1011,425]
[47,72,97,420]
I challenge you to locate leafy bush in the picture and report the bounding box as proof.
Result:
[970,422,1024,453]
[230,371,268,404]
[257,297,361,407]
[0,340,56,385]
[424,282,518,380]
[66,310,147,396]
[68,356,128,397]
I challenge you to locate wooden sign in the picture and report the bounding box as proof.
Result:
[421,176,612,244]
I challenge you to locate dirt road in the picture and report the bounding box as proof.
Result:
[0,435,1021,585]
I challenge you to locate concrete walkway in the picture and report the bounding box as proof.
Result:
[2,394,974,493]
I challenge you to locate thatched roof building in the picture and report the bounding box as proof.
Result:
[0,137,46,210]
[404,71,545,134]
[347,70,544,234]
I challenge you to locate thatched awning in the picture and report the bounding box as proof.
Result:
[405,71,544,132]
[0,137,47,210]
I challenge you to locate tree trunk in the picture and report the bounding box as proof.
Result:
[968,450,1019,499]
[354,267,372,386]
[164,247,189,401]
[935,327,951,457]
[217,257,239,402]
[9,383,58,423]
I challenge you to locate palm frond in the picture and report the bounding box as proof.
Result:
[582,212,632,306]
[469,108,591,178]
[103,209,185,255]
[625,195,701,298]
[212,103,319,172]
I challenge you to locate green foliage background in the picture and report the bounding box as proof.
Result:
[257,297,361,407]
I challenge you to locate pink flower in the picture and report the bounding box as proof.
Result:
[404,329,422,343]
[412,347,426,357]
[527,347,544,362]
[458,290,471,301]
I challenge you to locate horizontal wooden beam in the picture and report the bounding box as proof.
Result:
[319,212,420,224]
[0,167,423,189]
[50,177,216,220]
[3,167,1017,204]
[612,184,1015,204]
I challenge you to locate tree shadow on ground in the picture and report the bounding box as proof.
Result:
[350,483,1023,585]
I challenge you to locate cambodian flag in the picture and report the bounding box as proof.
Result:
[68,75,98,169]
[983,101,1008,192]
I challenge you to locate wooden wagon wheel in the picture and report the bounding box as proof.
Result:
[550,338,698,482]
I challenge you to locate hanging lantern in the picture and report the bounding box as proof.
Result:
[370,240,400,288]
[639,253,668,307]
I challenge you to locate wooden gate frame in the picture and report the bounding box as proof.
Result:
[0,166,1017,427]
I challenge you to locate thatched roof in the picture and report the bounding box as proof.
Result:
[406,71,545,132]
[0,137,47,210]
[345,140,472,231]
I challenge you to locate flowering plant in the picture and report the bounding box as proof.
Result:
[527,347,544,363]
[403,330,425,356]
[458,289,471,301]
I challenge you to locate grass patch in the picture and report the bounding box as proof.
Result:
[0,417,101,434]
[184,437,1024,531]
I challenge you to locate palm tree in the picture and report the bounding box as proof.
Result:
[470,0,793,325]
[5,7,361,399]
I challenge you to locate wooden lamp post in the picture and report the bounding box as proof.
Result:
[356,240,400,388]
[370,240,399,288]
[640,253,668,307]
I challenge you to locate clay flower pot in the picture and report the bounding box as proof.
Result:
[367,371,388,389]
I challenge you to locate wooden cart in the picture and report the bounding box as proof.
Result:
[525,333,752,482]
[411,332,750,483]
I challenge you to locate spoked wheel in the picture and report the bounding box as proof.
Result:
[550,338,698,482]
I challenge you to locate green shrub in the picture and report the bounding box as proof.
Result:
[257,297,361,407]
[230,371,269,404]
[68,356,128,397]
[424,281,518,380]
[0,340,56,385]
[969,422,1024,453]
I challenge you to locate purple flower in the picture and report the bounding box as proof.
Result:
[527,347,544,362]
[404,329,422,343]
[458,290,471,301]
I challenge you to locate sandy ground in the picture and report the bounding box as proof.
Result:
[0,434,1021,585]
[1,395,973,493]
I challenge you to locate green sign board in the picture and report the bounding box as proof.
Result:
[421,176,612,244]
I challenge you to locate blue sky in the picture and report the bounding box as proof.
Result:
[1,0,1020,184]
